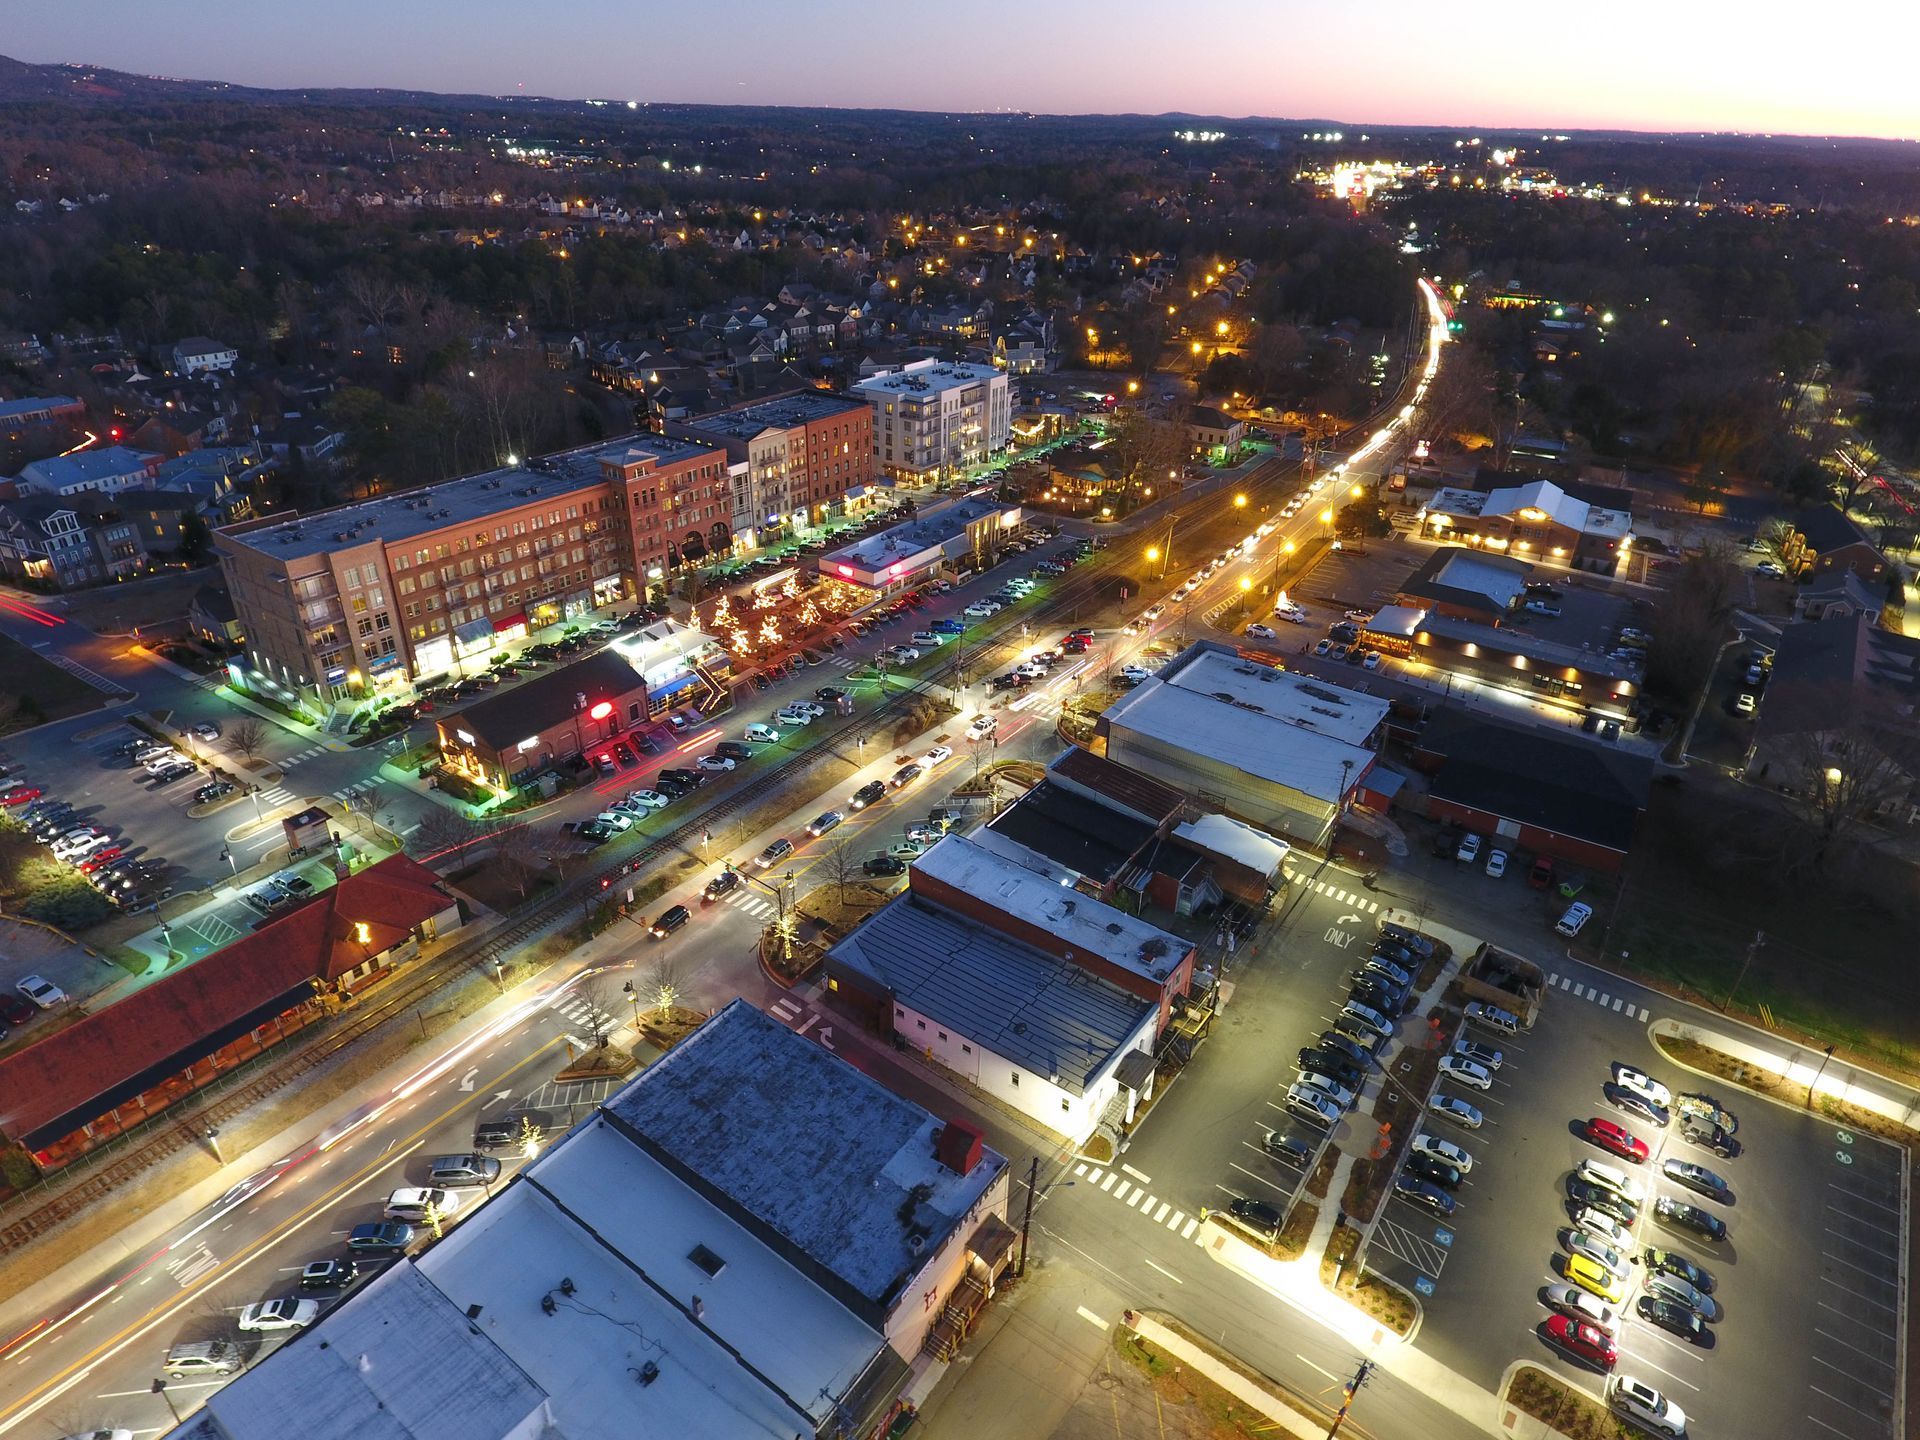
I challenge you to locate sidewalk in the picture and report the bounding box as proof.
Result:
[1127,1312,1327,1440]
[138,647,351,753]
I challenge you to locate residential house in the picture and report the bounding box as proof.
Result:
[189,583,244,646]
[16,445,160,498]
[0,493,147,589]
[1785,506,1890,586]
[170,336,240,375]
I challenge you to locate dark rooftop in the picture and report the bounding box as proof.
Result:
[987,781,1154,886]
[450,650,645,750]
[1418,711,1652,854]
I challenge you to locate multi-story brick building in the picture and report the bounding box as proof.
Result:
[665,390,874,551]
[216,434,729,705]
[852,359,1011,483]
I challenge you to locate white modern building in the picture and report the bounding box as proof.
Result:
[1098,641,1389,848]
[164,1002,1013,1440]
[852,359,1011,483]
[171,336,240,375]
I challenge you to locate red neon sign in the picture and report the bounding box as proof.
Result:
[588,701,613,720]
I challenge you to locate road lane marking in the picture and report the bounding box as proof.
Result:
[1142,1258,1183,1283]
[1121,1163,1151,1184]
[1295,1354,1340,1384]
[1075,1306,1109,1330]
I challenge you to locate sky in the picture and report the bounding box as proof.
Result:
[8,0,1918,141]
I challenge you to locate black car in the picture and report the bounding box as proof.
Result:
[1349,979,1407,1015]
[1264,1131,1313,1167]
[1604,1083,1670,1129]
[1226,1196,1282,1243]
[1403,1152,1461,1190]
[657,767,705,791]
[863,855,908,877]
[299,1257,360,1290]
[649,904,691,939]
[1318,1029,1377,1068]
[1566,1178,1639,1227]
[1635,1296,1706,1342]
[1643,1246,1716,1294]
[1662,1159,1732,1203]
[850,780,887,810]
[1654,1196,1728,1242]
[703,870,741,902]
[815,686,847,702]
[750,673,772,692]
[1297,1047,1363,1091]
[474,1110,550,1152]
[632,731,663,756]
[612,743,636,766]
[1394,1174,1456,1216]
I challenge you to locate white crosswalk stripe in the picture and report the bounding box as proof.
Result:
[1069,1163,1208,1246]
[725,892,774,917]
[253,786,293,806]
[769,997,801,1021]
[1546,973,1652,1022]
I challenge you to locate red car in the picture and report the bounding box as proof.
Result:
[1544,1314,1617,1369]
[78,847,124,874]
[1,786,42,806]
[1584,1117,1650,1164]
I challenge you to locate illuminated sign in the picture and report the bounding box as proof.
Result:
[837,564,854,578]
[589,701,614,720]
[516,736,541,753]
[455,729,476,745]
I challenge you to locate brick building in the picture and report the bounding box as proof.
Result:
[436,649,652,789]
[665,390,874,551]
[216,434,728,706]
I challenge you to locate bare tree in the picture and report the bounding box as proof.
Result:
[1772,711,1918,873]
[225,718,267,761]
[642,954,683,1020]
[819,835,860,904]
[410,805,482,858]
[488,820,549,898]
[1645,541,1742,705]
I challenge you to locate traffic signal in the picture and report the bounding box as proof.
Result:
[723,858,734,874]
[600,876,611,890]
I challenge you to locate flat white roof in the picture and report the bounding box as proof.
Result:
[1428,477,1631,540]
[1368,602,1427,637]
[911,833,1190,985]
[1164,645,1389,746]
[1102,644,1385,805]
[197,1263,547,1440]
[852,358,1002,400]
[1429,550,1531,610]
[423,1123,878,1436]
[1173,814,1290,877]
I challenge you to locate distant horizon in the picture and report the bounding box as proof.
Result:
[4,1,1918,145]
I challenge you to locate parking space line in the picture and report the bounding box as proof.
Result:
[1813,1326,1897,1367]
[1808,1381,1892,1419]
[1822,1247,1900,1284]
[1822,1225,1900,1261]
[1804,1414,1854,1439]
[1830,1182,1902,1216]
[1809,1352,1894,1399]
[1613,1346,1699,1391]
[1822,1291,1898,1320]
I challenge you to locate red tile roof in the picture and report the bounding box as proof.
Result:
[0,854,455,1150]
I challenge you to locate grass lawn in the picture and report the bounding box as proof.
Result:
[0,634,110,733]
[1602,781,1920,1073]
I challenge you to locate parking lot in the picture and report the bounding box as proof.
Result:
[1387,944,1907,1440]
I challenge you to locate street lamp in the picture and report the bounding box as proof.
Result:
[219,845,235,876]
[622,979,641,1028]
[152,1379,183,1425]
[1234,493,1247,509]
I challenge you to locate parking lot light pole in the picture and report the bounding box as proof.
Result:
[152,1379,183,1425]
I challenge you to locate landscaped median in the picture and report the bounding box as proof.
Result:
[1501,1364,1635,1440]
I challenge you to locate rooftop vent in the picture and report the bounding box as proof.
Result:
[688,1243,726,1278]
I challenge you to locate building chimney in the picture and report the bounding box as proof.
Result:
[934,1118,984,1175]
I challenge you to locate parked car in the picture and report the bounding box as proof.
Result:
[1544,1313,1616,1370]
[1653,1195,1727,1242]
[428,1153,502,1188]
[1606,1377,1687,1436]
[1661,1159,1732,1203]
[16,975,68,1009]
[238,1297,320,1332]
[863,855,909,877]
[1395,1174,1456,1217]
[299,1257,359,1291]
[1583,1117,1650,1164]
[1225,1197,1282,1243]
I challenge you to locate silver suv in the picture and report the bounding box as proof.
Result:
[164,1338,245,1377]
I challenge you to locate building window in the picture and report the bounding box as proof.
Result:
[1010,1072,1019,1087]
[961,1043,971,1054]
[937,1031,947,1041]
[915,1019,926,1031]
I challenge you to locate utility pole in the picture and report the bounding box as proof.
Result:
[1327,1359,1373,1437]
[1808,1043,1836,1109]
[1017,1155,1040,1276]
[1720,930,1765,1013]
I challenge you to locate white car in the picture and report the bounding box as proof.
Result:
[963,603,1001,619]
[889,646,922,662]
[921,745,953,767]
[17,974,68,1008]
[1484,848,1508,879]
[237,1297,320,1332]
[775,707,815,726]
[624,789,671,810]
[1142,603,1165,621]
[696,755,737,773]
[1013,662,1047,680]
[1361,651,1382,671]
[806,810,844,837]
[1455,833,1482,864]
[1120,665,1153,684]
[1429,1094,1483,1129]
[1542,1282,1617,1335]
[1284,1085,1342,1129]
[1293,1071,1355,1110]
[1754,560,1785,578]
[1438,1055,1493,1090]
[1410,1133,1473,1175]
[1576,1157,1645,1205]
[191,722,221,741]
[792,700,827,717]
[1607,1376,1687,1437]
[1613,1066,1673,1109]
[1576,1206,1634,1250]
[53,831,112,862]
[1244,623,1276,640]
[593,811,634,832]
[966,715,997,741]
